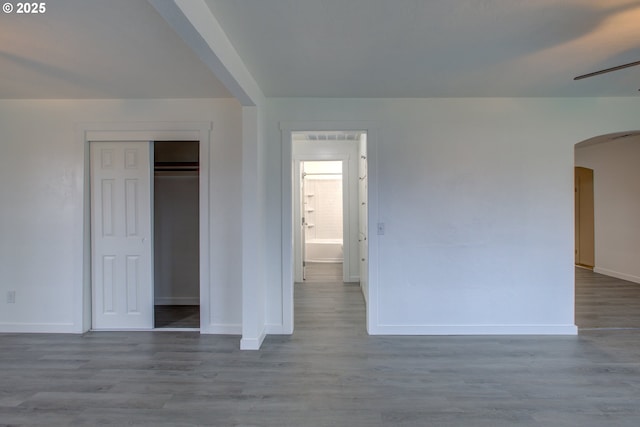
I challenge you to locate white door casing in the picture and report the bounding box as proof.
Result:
[281,122,378,335]
[90,141,154,329]
[300,164,306,281]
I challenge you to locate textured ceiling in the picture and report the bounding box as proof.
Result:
[0,0,230,98]
[205,0,640,97]
[1,0,639,99]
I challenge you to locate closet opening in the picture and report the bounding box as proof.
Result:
[153,141,200,329]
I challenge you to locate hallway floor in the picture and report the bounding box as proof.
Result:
[1,269,640,426]
[575,267,640,330]
[303,262,343,283]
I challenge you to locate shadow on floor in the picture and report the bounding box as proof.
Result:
[154,305,199,328]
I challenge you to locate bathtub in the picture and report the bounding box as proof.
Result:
[305,238,343,263]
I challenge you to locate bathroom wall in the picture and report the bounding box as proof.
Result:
[303,161,343,242]
[303,161,343,263]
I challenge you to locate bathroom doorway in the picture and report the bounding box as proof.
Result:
[301,160,344,282]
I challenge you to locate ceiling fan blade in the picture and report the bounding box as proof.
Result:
[574,60,640,80]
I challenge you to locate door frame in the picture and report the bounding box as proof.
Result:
[574,166,595,268]
[280,121,380,335]
[294,155,351,283]
[75,122,212,333]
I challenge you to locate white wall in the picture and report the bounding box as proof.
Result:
[265,97,640,335]
[0,98,242,333]
[240,105,269,348]
[3,96,640,337]
[575,137,640,284]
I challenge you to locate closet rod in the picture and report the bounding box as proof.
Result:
[154,161,199,172]
[154,167,199,172]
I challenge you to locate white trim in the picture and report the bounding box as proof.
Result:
[75,121,212,334]
[265,323,286,334]
[374,324,578,335]
[0,323,77,333]
[154,297,200,305]
[203,323,242,335]
[84,130,200,141]
[240,327,266,350]
[280,121,379,335]
[594,267,640,285]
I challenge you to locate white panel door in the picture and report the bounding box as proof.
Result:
[91,141,153,329]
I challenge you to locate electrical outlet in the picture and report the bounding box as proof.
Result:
[7,291,16,304]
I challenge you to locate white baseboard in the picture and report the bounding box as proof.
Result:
[593,267,640,285]
[200,323,241,335]
[265,323,286,334]
[370,324,578,335]
[0,323,77,333]
[154,297,200,305]
[346,275,360,283]
[240,327,267,350]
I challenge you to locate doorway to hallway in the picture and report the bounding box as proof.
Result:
[290,130,368,326]
[280,122,378,335]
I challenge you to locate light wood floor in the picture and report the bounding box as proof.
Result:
[2,268,640,426]
[303,262,343,282]
[575,267,640,330]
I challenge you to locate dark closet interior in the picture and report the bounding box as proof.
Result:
[153,141,200,328]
